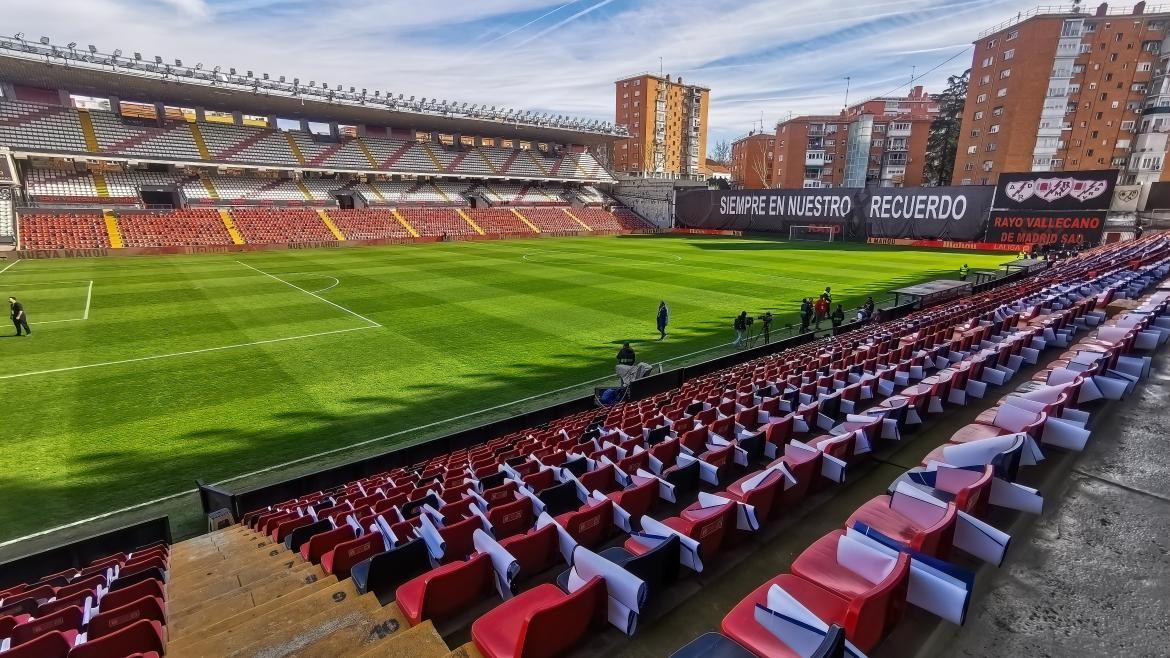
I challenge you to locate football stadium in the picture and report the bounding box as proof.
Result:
[1,3,1169,658]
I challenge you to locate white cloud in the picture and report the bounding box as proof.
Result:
[6,0,1042,144]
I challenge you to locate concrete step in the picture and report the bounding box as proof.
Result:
[348,620,451,658]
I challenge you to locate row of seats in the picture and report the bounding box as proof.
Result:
[0,541,170,658]
[210,237,1167,657]
[0,99,616,182]
[703,259,1170,657]
[15,206,651,249]
[20,167,613,209]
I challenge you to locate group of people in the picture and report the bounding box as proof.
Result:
[798,287,851,334]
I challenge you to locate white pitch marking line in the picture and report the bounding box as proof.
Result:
[0,259,20,275]
[83,280,93,320]
[237,261,379,327]
[308,277,340,294]
[0,325,378,380]
[0,280,94,287]
[29,318,85,326]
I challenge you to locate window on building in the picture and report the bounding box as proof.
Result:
[997,88,1008,98]
[964,162,975,171]
[873,124,886,132]
[1112,101,1121,109]
[1073,64,1085,73]
[1033,155,1052,167]
[1144,40,1161,52]
[1080,44,1093,54]
[982,160,994,171]
[1132,83,1148,93]
[993,106,1004,117]
[1117,139,1131,148]
[1007,29,1019,40]
[981,56,994,67]
[1087,148,1095,156]
[1122,120,1135,131]
[873,139,885,147]
[971,128,981,137]
[986,142,997,152]
[987,38,997,48]
[980,74,991,84]
[967,145,978,154]
[1138,61,1153,71]
[1110,53,1119,62]
[989,124,1000,133]
[1000,68,1012,79]
[1003,48,1015,60]
[974,111,984,120]
[1149,20,1165,30]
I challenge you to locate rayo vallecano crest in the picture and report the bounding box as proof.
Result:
[1005,177,1110,204]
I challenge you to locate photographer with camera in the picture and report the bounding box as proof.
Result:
[761,311,773,344]
[733,311,750,347]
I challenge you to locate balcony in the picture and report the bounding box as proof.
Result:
[806,151,826,166]
[884,153,909,166]
[887,124,912,137]
[887,139,908,152]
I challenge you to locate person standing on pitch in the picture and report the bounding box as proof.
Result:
[959,263,969,281]
[733,311,749,347]
[9,297,30,336]
[656,301,669,340]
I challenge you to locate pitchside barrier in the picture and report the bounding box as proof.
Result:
[0,516,171,589]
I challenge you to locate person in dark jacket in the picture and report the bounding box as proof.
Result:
[656,301,669,340]
[799,298,813,333]
[830,304,845,329]
[761,311,774,344]
[617,342,636,366]
[9,297,30,336]
[733,311,749,347]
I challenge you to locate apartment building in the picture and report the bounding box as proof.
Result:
[613,74,710,176]
[954,2,1170,185]
[772,86,936,189]
[730,131,774,188]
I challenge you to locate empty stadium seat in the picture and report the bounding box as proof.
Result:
[471,576,607,658]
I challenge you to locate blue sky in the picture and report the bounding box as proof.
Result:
[8,0,1042,146]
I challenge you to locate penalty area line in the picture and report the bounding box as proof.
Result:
[0,325,378,380]
[0,259,19,275]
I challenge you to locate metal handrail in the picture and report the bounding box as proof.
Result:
[978,4,1170,39]
[0,36,627,138]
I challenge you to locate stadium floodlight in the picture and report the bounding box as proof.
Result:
[247,70,253,77]
[195,62,202,70]
[213,65,220,73]
[373,90,379,97]
[292,77,298,84]
[174,58,182,66]
[229,67,235,75]
[39,36,50,44]
[67,41,77,49]
[154,55,163,64]
[133,51,141,60]
[88,44,97,53]
[113,48,121,57]
[14,33,23,41]
[308,80,314,86]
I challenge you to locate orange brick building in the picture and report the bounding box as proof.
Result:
[954,2,1170,186]
[730,131,774,188]
[771,86,936,189]
[613,74,710,176]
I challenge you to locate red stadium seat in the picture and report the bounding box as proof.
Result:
[486,497,534,540]
[67,619,166,658]
[299,525,356,563]
[395,552,496,625]
[553,498,614,549]
[498,524,561,579]
[86,595,166,640]
[322,531,385,579]
[471,576,607,658]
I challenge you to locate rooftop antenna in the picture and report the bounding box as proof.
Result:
[658,56,663,76]
[843,76,851,110]
[911,65,917,87]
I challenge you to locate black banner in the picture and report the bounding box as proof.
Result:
[675,188,861,235]
[985,210,1106,247]
[865,186,994,241]
[992,170,1117,211]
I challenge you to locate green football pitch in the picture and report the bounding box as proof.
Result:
[0,235,1008,542]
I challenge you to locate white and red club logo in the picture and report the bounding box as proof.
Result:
[1004,177,1109,204]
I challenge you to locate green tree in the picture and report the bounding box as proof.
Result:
[923,69,969,186]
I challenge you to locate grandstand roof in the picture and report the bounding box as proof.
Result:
[0,43,622,147]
